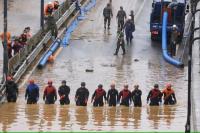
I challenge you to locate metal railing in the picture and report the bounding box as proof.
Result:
[7,0,73,76]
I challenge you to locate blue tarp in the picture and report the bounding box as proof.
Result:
[162,11,184,67]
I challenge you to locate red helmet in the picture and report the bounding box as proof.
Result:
[166,83,172,88]
[7,76,12,81]
[29,79,35,84]
[48,80,53,84]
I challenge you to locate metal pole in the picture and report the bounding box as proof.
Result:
[41,0,44,30]
[3,0,8,80]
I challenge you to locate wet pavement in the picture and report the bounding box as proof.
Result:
[0,0,189,131]
[0,0,65,78]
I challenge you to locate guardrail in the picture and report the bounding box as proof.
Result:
[8,1,75,76]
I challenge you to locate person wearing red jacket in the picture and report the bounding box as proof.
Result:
[118,84,132,107]
[43,80,57,104]
[91,84,107,107]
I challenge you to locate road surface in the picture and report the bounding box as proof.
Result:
[0,0,188,131]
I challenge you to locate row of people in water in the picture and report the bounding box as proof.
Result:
[5,76,176,106]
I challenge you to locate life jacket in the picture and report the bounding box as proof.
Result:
[44,86,56,95]
[122,89,130,100]
[162,88,174,100]
[95,88,105,100]
[150,89,160,100]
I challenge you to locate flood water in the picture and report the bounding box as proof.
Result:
[0,0,188,131]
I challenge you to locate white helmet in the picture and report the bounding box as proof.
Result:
[172,24,177,29]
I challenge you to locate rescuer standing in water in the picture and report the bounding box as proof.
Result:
[6,76,18,102]
[132,84,142,107]
[25,79,39,104]
[107,83,119,106]
[162,83,177,105]
[43,80,57,104]
[147,84,162,106]
[75,82,89,106]
[118,84,132,107]
[58,80,70,105]
[91,84,107,107]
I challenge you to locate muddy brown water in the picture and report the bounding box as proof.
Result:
[0,0,188,131]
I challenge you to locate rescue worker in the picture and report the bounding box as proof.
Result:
[103,3,113,29]
[147,84,162,106]
[12,37,22,55]
[170,25,178,56]
[162,83,177,105]
[25,79,39,104]
[91,84,107,107]
[114,30,125,55]
[116,6,127,30]
[5,76,18,102]
[75,82,89,106]
[44,2,54,16]
[107,83,118,106]
[23,27,32,39]
[124,16,134,44]
[43,80,57,104]
[118,84,132,107]
[19,33,28,46]
[132,84,142,107]
[53,1,60,10]
[58,80,70,105]
[0,32,12,58]
[45,14,58,38]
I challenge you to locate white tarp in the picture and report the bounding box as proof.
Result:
[153,0,185,3]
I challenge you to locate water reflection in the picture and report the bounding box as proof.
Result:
[0,103,18,132]
[132,107,142,129]
[92,107,106,127]
[107,107,117,127]
[58,106,70,130]
[75,107,88,130]
[163,105,176,126]
[119,107,131,127]
[42,105,56,129]
[25,104,40,130]
[147,106,162,129]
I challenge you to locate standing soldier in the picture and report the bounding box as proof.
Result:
[43,80,57,104]
[5,76,18,102]
[45,14,58,39]
[118,84,132,107]
[116,6,127,30]
[114,30,126,55]
[91,84,107,107]
[107,83,118,106]
[162,83,177,105]
[75,82,89,106]
[132,84,142,107]
[25,79,39,104]
[103,3,113,29]
[124,16,135,44]
[58,80,70,105]
[147,84,162,106]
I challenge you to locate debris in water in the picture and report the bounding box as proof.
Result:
[86,69,94,72]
